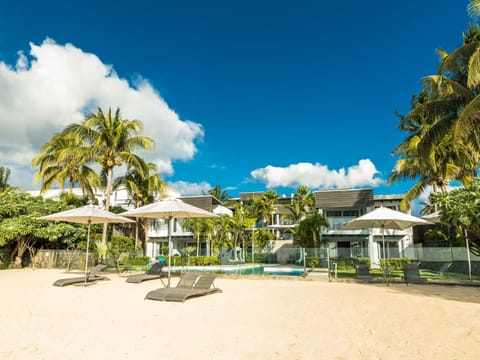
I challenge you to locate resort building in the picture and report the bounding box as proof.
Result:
[29,186,414,267]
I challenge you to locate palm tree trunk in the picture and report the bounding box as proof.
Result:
[196,234,200,256]
[101,167,113,248]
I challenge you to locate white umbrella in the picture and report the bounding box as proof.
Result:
[343,207,432,283]
[121,198,217,287]
[40,205,134,285]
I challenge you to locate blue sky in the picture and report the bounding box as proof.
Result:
[0,0,473,200]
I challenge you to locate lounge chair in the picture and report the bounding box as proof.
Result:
[126,262,166,283]
[53,264,109,287]
[402,263,428,285]
[355,264,373,281]
[145,273,222,302]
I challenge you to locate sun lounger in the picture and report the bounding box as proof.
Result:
[53,264,109,287]
[402,263,428,285]
[145,273,222,302]
[355,264,373,281]
[126,262,166,283]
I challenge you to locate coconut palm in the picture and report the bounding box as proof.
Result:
[251,189,279,231]
[295,212,329,257]
[0,166,11,193]
[63,107,154,246]
[182,217,205,256]
[285,186,315,222]
[390,26,480,209]
[206,185,229,203]
[32,132,99,199]
[228,204,255,260]
[114,161,167,252]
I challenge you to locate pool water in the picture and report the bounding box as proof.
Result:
[224,266,305,277]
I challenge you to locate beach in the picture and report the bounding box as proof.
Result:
[1,269,479,360]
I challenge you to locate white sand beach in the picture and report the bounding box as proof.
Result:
[1,269,479,360]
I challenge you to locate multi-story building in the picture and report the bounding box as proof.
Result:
[29,187,413,266]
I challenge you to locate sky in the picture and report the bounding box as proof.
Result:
[0,0,474,201]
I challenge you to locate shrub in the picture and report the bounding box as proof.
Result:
[329,257,371,270]
[380,258,410,270]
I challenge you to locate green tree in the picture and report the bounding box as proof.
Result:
[206,185,229,203]
[228,204,256,260]
[431,180,480,256]
[285,186,315,222]
[114,161,166,253]
[0,166,11,193]
[32,132,99,199]
[0,190,85,267]
[63,107,154,247]
[431,179,480,280]
[295,212,329,257]
[389,25,480,210]
[183,217,206,256]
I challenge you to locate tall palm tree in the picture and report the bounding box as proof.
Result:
[390,26,480,209]
[32,132,99,199]
[63,107,154,246]
[114,161,166,253]
[0,166,11,193]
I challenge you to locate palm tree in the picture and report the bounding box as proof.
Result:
[182,217,205,256]
[0,166,11,193]
[389,26,480,209]
[468,1,480,17]
[32,132,99,199]
[251,189,279,231]
[285,186,315,222]
[63,107,154,247]
[206,185,229,203]
[114,161,166,253]
[295,212,329,257]
[228,204,255,260]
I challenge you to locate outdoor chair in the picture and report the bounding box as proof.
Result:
[126,262,166,283]
[402,263,428,285]
[145,273,222,302]
[354,264,373,281]
[53,264,109,287]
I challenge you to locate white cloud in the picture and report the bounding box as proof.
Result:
[0,39,203,187]
[168,181,212,196]
[250,159,384,189]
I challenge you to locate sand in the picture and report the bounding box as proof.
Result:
[1,269,479,360]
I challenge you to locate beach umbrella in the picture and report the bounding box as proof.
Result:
[121,198,217,287]
[342,207,432,283]
[40,205,134,285]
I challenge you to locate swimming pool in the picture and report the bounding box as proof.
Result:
[225,266,306,276]
[172,265,306,277]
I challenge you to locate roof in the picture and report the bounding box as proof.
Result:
[313,188,374,209]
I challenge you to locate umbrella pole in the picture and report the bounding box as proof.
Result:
[167,217,172,288]
[381,225,387,285]
[464,228,472,282]
[84,221,91,286]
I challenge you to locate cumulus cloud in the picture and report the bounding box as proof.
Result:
[250,159,384,189]
[168,181,212,196]
[0,38,203,188]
